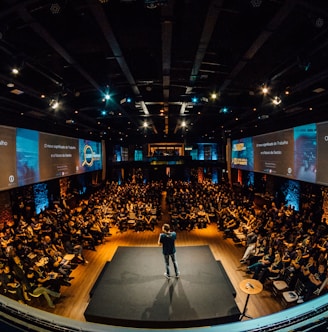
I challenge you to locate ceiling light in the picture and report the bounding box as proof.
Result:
[50,2,61,14]
[258,115,269,120]
[315,17,324,28]
[49,99,59,109]
[10,89,24,95]
[7,83,14,88]
[272,96,282,105]
[250,0,262,7]
[12,68,19,75]
[262,86,269,94]
[313,87,325,93]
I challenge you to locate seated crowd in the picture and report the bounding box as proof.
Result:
[0,178,327,309]
[166,179,328,304]
[0,181,163,308]
[231,196,328,304]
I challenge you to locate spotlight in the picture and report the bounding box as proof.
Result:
[104,93,111,100]
[262,86,269,94]
[272,96,282,105]
[49,99,59,109]
[50,2,61,14]
[12,68,19,75]
[315,17,324,28]
[191,96,199,103]
[211,93,218,100]
[250,0,262,7]
[120,97,132,104]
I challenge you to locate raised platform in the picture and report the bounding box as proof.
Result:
[84,245,240,328]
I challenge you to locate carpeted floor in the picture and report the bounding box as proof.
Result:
[84,245,240,328]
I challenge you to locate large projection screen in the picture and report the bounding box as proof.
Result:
[0,125,102,192]
[0,126,17,190]
[316,121,328,185]
[253,129,294,177]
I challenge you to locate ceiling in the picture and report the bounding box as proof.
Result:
[0,0,328,146]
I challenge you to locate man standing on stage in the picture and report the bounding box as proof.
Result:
[158,223,180,279]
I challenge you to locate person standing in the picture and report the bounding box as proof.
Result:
[158,223,180,279]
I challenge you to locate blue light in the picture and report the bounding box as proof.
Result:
[101,110,107,116]
[192,96,199,103]
[104,94,110,100]
[126,97,132,103]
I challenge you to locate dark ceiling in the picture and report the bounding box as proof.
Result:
[0,0,328,146]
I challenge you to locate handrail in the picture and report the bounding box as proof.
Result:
[1,293,328,332]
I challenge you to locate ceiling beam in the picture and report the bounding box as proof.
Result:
[219,0,297,93]
[86,0,157,135]
[161,0,175,135]
[177,0,223,134]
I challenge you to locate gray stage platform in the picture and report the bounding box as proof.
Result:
[84,245,240,328]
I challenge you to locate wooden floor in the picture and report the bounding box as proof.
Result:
[34,195,283,325]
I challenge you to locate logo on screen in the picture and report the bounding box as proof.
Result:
[82,144,94,167]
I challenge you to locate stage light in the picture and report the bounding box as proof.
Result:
[143,121,148,128]
[104,93,111,100]
[272,96,282,105]
[191,96,199,103]
[101,110,107,116]
[315,17,324,28]
[120,97,132,104]
[50,2,61,14]
[49,97,59,109]
[12,68,19,75]
[50,99,59,109]
[262,86,269,94]
[250,0,262,7]
[220,107,229,114]
[211,92,218,100]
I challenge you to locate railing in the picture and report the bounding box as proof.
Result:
[1,294,328,332]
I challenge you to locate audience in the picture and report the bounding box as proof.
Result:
[0,178,327,311]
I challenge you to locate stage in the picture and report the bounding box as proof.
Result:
[84,245,240,328]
